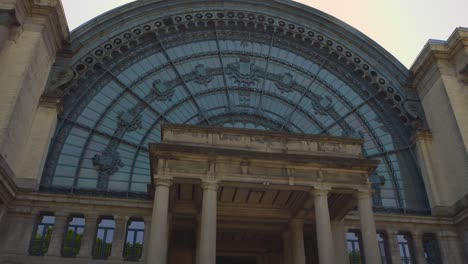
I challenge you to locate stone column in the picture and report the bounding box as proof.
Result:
[412,232,427,264]
[46,213,68,257]
[314,187,335,264]
[147,178,172,264]
[77,214,98,258]
[387,229,402,264]
[282,231,292,264]
[437,231,464,264]
[110,216,128,259]
[141,218,151,261]
[356,189,380,264]
[290,219,306,264]
[196,180,218,264]
[332,220,349,264]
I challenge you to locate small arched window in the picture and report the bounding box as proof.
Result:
[29,214,55,256]
[123,219,145,261]
[398,233,415,264]
[347,230,363,264]
[92,217,115,259]
[62,215,85,257]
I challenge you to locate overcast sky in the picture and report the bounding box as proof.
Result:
[61,0,468,68]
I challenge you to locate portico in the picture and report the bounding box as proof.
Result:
[147,124,381,264]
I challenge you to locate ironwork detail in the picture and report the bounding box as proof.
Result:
[275,72,296,93]
[152,79,174,101]
[312,95,333,115]
[342,128,364,139]
[239,91,250,106]
[227,57,261,87]
[93,148,124,189]
[192,64,214,86]
[118,110,143,132]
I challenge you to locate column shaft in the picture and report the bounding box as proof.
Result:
[332,220,350,264]
[77,215,98,258]
[387,230,402,264]
[412,232,427,264]
[314,188,335,264]
[147,179,172,264]
[46,215,68,256]
[357,190,381,264]
[282,231,292,264]
[110,216,128,259]
[196,181,218,264]
[290,220,306,264]
[141,219,151,261]
[437,232,464,264]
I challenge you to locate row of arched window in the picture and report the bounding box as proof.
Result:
[29,214,145,261]
[347,230,442,264]
[28,213,443,263]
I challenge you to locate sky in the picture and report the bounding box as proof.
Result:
[61,0,468,68]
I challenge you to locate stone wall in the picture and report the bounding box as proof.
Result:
[0,0,68,191]
[411,28,468,213]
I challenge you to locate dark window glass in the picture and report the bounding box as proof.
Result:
[92,218,115,259]
[62,216,85,257]
[123,219,145,261]
[398,233,414,264]
[423,234,442,264]
[377,232,391,264]
[29,215,55,256]
[347,231,363,264]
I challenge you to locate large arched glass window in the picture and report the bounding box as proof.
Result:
[40,1,429,214]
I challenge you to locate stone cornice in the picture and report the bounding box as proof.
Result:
[150,143,380,172]
[411,27,468,90]
[162,123,365,145]
[1,0,69,56]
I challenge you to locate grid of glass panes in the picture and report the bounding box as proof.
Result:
[43,34,431,214]
[62,216,85,257]
[93,218,115,259]
[347,231,363,264]
[398,234,414,264]
[29,215,55,256]
[123,220,145,261]
[423,234,442,264]
[377,232,391,264]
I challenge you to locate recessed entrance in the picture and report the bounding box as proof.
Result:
[217,256,257,264]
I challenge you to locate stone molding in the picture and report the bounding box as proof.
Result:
[1,0,69,56]
[411,27,468,95]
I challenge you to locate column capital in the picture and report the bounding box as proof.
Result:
[312,186,331,197]
[155,178,173,188]
[289,218,305,227]
[355,188,373,199]
[53,212,69,220]
[82,214,100,222]
[201,179,219,191]
[411,230,426,238]
[113,215,130,223]
[386,229,400,236]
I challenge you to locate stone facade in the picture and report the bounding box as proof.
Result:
[0,0,467,264]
